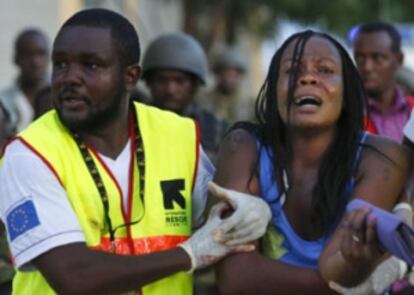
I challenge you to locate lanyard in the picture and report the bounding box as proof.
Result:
[73,106,145,248]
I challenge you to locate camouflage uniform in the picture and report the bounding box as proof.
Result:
[182,103,229,163]
[198,87,255,123]
[199,46,255,123]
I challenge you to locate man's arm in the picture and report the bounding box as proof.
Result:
[192,146,215,229]
[0,141,259,294]
[34,200,257,295]
[213,129,336,295]
[34,243,190,295]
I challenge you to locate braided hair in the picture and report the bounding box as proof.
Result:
[255,30,366,233]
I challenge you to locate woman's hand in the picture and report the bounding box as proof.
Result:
[321,207,389,287]
[339,207,385,270]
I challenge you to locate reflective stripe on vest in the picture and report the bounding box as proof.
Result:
[93,235,188,255]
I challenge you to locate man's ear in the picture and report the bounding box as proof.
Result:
[124,64,141,91]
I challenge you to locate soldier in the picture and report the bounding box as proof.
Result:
[199,46,253,123]
[142,33,229,161]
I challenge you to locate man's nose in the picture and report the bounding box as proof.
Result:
[360,58,375,73]
[165,80,180,94]
[60,64,83,86]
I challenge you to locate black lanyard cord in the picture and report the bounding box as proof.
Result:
[73,106,146,247]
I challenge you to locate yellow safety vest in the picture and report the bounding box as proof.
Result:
[9,102,198,295]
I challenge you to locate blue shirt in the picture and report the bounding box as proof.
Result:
[258,132,368,269]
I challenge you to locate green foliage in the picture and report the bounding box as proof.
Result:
[252,0,414,36]
[185,0,414,43]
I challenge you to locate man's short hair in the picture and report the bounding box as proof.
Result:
[356,22,401,53]
[60,8,140,66]
[14,29,48,55]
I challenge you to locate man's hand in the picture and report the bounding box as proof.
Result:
[179,202,254,273]
[207,181,271,246]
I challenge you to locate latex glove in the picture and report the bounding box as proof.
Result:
[208,181,271,246]
[178,202,255,273]
[329,256,407,295]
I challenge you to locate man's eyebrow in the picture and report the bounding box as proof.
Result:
[52,51,106,60]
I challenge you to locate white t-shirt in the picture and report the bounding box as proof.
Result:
[0,139,214,270]
[403,109,414,143]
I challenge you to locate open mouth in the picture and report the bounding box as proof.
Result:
[293,96,322,107]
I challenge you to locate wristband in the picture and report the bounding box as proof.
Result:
[177,244,196,274]
[393,203,413,213]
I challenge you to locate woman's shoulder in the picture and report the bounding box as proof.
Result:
[222,122,260,152]
[214,122,260,194]
[360,133,411,175]
[364,133,410,161]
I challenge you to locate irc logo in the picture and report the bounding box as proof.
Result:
[161,179,188,227]
[161,179,186,210]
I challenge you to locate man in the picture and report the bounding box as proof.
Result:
[199,46,253,123]
[396,66,414,97]
[0,103,13,295]
[353,22,413,143]
[0,102,13,148]
[33,86,53,119]
[0,9,271,295]
[142,33,229,161]
[0,29,49,133]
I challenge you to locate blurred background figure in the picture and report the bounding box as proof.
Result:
[0,28,49,133]
[199,46,253,123]
[0,100,15,295]
[0,222,13,295]
[142,32,228,161]
[0,83,12,295]
[0,102,13,295]
[396,66,414,97]
[129,83,151,105]
[353,22,413,143]
[33,85,52,119]
[0,102,13,148]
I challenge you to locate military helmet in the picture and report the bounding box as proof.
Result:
[213,46,247,74]
[142,32,208,84]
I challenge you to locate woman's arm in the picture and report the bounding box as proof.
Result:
[319,134,412,287]
[214,128,336,295]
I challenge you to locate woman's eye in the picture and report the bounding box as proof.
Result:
[285,67,302,74]
[53,61,67,69]
[319,67,334,74]
[87,63,98,70]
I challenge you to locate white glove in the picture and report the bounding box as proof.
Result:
[329,256,407,295]
[207,181,272,246]
[178,202,254,273]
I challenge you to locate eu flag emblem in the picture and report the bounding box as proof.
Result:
[7,200,40,241]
